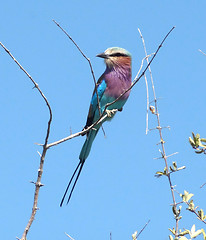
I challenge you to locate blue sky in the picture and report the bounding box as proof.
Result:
[1,1,206,240]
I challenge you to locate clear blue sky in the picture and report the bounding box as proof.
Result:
[1,1,206,240]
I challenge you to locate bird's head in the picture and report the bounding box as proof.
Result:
[96,47,131,69]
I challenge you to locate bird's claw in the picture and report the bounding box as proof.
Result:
[106,109,117,118]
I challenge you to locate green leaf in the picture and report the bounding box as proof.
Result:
[172,206,182,217]
[169,235,173,240]
[179,230,190,236]
[132,231,137,240]
[200,138,206,143]
[198,209,205,220]
[177,166,186,171]
[186,193,194,202]
[192,132,195,139]
[177,216,182,220]
[191,229,202,238]
[199,141,206,148]
[187,200,195,211]
[195,149,204,154]
[173,162,177,170]
[172,206,177,215]
[201,229,206,240]
[181,190,194,202]
[170,166,175,172]
[169,228,176,235]
[191,224,196,236]
[189,137,196,147]
[179,237,188,240]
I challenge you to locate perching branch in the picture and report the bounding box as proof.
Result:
[47,109,114,148]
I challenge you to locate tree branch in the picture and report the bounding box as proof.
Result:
[0,42,53,240]
[138,27,179,238]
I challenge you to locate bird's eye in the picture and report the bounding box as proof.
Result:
[110,52,126,57]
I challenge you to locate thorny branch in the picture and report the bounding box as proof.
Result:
[0,42,52,240]
[138,27,179,238]
[0,25,175,240]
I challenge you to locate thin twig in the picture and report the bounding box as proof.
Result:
[136,54,152,135]
[166,152,179,158]
[138,27,179,238]
[170,201,184,206]
[65,232,75,240]
[136,219,150,238]
[198,49,206,56]
[144,73,149,134]
[136,53,154,79]
[0,41,53,240]
[185,202,206,224]
[200,182,206,188]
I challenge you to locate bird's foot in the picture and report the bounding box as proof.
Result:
[106,109,117,118]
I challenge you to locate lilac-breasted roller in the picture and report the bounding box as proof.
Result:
[60,47,132,206]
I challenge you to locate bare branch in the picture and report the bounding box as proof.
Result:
[0,42,53,240]
[65,232,75,240]
[136,219,150,238]
[144,73,149,134]
[198,49,206,56]
[200,182,206,188]
[52,20,101,117]
[138,27,179,238]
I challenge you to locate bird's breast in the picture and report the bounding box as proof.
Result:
[104,70,131,100]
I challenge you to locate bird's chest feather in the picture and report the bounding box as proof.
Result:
[104,70,131,100]
[100,75,131,112]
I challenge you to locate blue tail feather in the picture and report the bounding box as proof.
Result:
[79,129,99,161]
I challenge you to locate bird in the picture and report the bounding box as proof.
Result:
[60,47,132,206]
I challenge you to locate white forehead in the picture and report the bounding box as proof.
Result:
[105,47,131,57]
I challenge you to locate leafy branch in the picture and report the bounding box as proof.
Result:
[189,132,206,154]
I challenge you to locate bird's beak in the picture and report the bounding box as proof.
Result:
[96,52,108,59]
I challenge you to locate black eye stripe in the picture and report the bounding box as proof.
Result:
[109,53,127,57]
